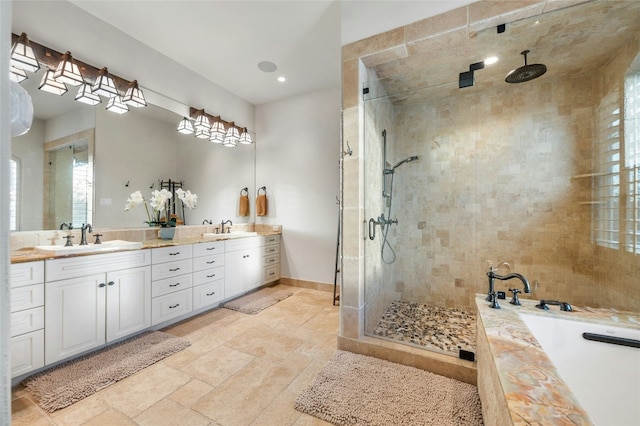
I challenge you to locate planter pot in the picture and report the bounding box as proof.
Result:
[159,227,176,240]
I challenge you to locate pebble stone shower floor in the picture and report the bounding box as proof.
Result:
[371,300,476,355]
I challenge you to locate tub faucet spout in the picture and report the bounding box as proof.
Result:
[486,268,530,309]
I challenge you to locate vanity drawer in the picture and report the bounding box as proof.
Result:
[46,250,150,281]
[11,284,44,313]
[264,254,279,267]
[225,236,262,252]
[193,266,225,286]
[11,261,44,288]
[264,244,279,256]
[152,274,193,298]
[193,253,224,272]
[193,241,224,258]
[151,245,193,263]
[11,306,44,337]
[264,265,280,284]
[152,259,192,281]
[151,288,192,325]
[193,280,225,310]
[11,329,45,378]
[264,235,280,245]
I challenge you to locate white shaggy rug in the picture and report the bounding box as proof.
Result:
[222,287,293,314]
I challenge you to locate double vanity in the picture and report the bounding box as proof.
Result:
[9,229,281,379]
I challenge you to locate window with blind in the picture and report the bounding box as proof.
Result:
[594,62,640,254]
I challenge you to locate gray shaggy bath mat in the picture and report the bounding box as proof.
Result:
[22,331,190,412]
[295,350,483,425]
[222,287,293,314]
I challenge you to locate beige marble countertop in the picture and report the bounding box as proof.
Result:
[476,294,640,425]
[10,231,281,264]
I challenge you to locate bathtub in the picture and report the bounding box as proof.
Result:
[519,313,640,426]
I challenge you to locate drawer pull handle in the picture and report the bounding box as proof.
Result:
[207,274,216,278]
[268,249,276,252]
[206,260,216,264]
[107,281,115,286]
[169,252,181,256]
[269,272,275,276]
[98,283,106,288]
[169,267,181,272]
[206,247,216,251]
[169,283,180,287]
[206,292,216,296]
[169,303,180,309]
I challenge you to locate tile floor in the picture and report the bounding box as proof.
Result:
[11,285,338,426]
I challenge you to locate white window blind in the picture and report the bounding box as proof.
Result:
[624,70,640,253]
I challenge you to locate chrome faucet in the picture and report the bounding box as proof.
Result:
[486,267,531,309]
[202,219,212,225]
[59,222,73,230]
[80,223,92,246]
[221,219,232,233]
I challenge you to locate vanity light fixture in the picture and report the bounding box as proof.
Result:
[75,83,102,105]
[106,95,129,114]
[209,119,226,143]
[195,126,211,139]
[177,117,194,135]
[223,123,240,147]
[193,110,211,131]
[10,33,40,73]
[122,80,147,107]
[239,127,253,144]
[10,66,28,83]
[53,51,84,86]
[92,67,119,98]
[38,69,68,95]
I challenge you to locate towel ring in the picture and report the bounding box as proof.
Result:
[257,186,267,195]
[240,187,248,196]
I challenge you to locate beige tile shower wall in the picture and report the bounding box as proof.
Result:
[390,74,600,311]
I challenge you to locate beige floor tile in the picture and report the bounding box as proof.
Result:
[180,344,255,387]
[169,379,214,408]
[134,399,210,426]
[49,393,109,425]
[224,325,305,363]
[82,408,137,426]
[296,331,338,361]
[251,389,303,426]
[11,397,51,426]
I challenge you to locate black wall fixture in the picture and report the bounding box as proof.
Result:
[459,61,485,88]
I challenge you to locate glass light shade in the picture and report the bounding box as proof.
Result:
[239,127,253,144]
[195,127,211,139]
[10,66,28,83]
[91,67,119,98]
[53,51,84,86]
[75,83,102,106]
[194,112,211,131]
[209,121,226,143]
[122,80,147,107]
[177,117,194,134]
[106,95,129,114]
[223,125,240,147]
[10,33,40,73]
[38,69,68,95]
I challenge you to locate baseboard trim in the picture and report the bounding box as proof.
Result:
[278,277,334,293]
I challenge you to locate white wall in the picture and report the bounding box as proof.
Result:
[256,86,341,285]
[11,118,44,230]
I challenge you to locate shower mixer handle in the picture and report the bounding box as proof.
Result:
[368,218,376,240]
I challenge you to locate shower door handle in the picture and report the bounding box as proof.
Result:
[368,218,376,240]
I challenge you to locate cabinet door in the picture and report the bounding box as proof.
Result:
[106,266,152,342]
[225,247,264,298]
[45,274,106,364]
[245,247,264,291]
[11,330,44,378]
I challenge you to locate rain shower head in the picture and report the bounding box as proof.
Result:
[392,155,419,170]
[505,50,547,83]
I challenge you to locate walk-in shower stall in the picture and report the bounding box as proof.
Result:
[361,1,640,359]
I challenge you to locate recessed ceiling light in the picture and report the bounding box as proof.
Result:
[484,56,499,65]
[258,61,277,73]
[277,76,287,83]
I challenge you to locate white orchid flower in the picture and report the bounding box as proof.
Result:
[124,190,144,211]
[177,189,198,209]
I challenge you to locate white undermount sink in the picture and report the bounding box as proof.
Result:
[202,231,258,240]
[34,240,143,256]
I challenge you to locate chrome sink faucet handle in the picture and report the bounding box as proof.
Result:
[64,235,74,247]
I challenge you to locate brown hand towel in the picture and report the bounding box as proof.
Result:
[256,194,268,216]
[239,194,249,216]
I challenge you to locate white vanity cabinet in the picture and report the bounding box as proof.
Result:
[44,250,151,365]
[192,241,225,310]
[151,245,193,325]
[263,235,281,284]
[10,261,45,377]
[224,236,264,299]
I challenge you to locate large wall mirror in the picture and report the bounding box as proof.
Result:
[11,67,256,232]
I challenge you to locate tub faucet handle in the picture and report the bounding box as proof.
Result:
[509,288,521,306]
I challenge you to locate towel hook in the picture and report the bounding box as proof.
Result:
[257,186,267,195]
[125,180,130,187]
[240,187,248,196]
[343,140,353,157]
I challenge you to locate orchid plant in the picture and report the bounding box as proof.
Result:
[125,187,197,226]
